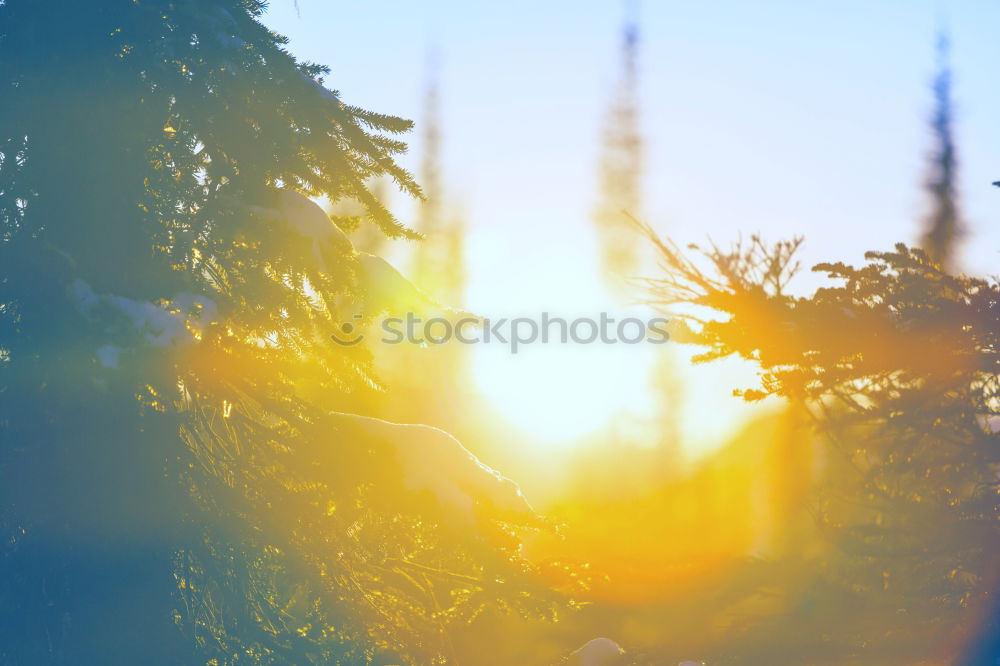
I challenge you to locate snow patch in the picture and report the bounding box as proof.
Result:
[569,638,624,666]
[329,412,535,524]
[301,72,341,105]
[96,345,121,368]
[68,279,217,361]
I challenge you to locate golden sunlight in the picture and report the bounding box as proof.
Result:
[11,2,999,663]
[464,226,765,455]
[471,338,654,443]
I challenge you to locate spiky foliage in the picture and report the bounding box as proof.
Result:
[642,230,999,664]
[0,2,568,663]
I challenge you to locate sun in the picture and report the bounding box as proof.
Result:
[460,223,768,456]
[463,245,766,454]
[471,335,655,443]
[470,321,766,456]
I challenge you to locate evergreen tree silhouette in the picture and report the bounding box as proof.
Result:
[641,228,1000,664]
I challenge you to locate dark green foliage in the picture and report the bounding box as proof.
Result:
[0,2,566,663]
[643,231,1000,663]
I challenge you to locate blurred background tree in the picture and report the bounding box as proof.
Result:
[919,33,965,272]
[593,0,643,292]
[409,53,466,308]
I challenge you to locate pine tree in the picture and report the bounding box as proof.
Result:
[0,3,567,663]
[642,229,1000,664]
[919,34,964,271]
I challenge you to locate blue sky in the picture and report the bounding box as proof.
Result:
[262,1,998,452]
[264,0,999,297]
